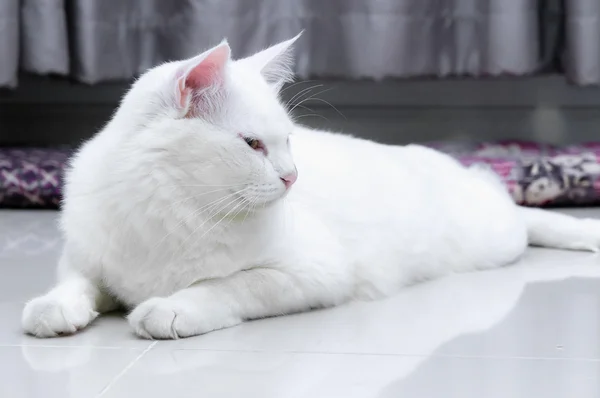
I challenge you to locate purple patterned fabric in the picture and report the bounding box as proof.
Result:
[430,141,600,207]
[0,148,70,208]
[2,143,600,208]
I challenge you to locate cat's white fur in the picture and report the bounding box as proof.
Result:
[22,34,600,339]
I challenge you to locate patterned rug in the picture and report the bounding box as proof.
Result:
[429,141,600,207]
[0,148,70,208]
[2,143,600,208]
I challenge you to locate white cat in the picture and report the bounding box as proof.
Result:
[22,34,600,339]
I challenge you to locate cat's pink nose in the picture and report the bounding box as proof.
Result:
[280,171,298,189]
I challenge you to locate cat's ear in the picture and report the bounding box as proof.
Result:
[240,32,302,91]
[175,40,231,116]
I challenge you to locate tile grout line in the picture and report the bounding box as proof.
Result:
[153,347,600,362]
[0,344,144,349]
[95,341,158,398]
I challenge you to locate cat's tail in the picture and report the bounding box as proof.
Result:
[520,207,600,252]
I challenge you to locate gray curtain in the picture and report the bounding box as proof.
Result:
[0,0,20,87]
[0,0,596,87]
[565,0,600,85]
[0,0,70,88]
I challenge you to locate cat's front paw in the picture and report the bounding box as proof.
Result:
[128,297,239,339]
[22,295,98,338]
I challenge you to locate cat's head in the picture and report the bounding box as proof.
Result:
[113,34,302,210]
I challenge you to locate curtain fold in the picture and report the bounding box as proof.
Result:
[0,0,596,87]
[302,0,541,79]
[564,0,600,85]
[0,0,20,88]
[21,0,70,77]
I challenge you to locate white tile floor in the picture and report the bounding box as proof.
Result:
[2,210,600,397]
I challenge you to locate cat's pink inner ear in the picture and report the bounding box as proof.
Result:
[185,44,230,89]
[177,42,231,110]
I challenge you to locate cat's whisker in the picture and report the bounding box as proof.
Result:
[287,85,326,111]
[285,84,324,110]
[193,196,248,243]
[135,184,250,241]
[292,104,314,113]
[168,193,247,264]
[289,87,333,111]
[300,96,347,120]
[178,187,248,223]
[289,88,339,117]
[175,195,247,262]
[150,188,250,257]
[285,85,318,110]
[225,197,252,229]
[288,86,329,113]
[240,197,256,219]
[279,79,316,95]
[125,186,246,249]
[162,186,244,210]
[166,183,248,188]
[293,112,332,124]
[291,103,332,123]
[69,180,246,200]
[241,195,259,226]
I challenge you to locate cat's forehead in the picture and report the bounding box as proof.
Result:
[231,100,292,141]
[229,66,293,138]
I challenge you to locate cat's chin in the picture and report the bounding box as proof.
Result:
[261,196,285,208]
[237,188,288,210]
[246,196,284,211]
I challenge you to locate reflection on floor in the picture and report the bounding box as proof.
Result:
[1,210,600,397]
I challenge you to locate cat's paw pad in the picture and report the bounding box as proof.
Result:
[128,297,195,339]
[22,295,98,338]
[128,297,238,339]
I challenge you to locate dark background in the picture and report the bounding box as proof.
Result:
[1,74,599,148]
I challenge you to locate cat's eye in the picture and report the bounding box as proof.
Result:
[244,137,262,151]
